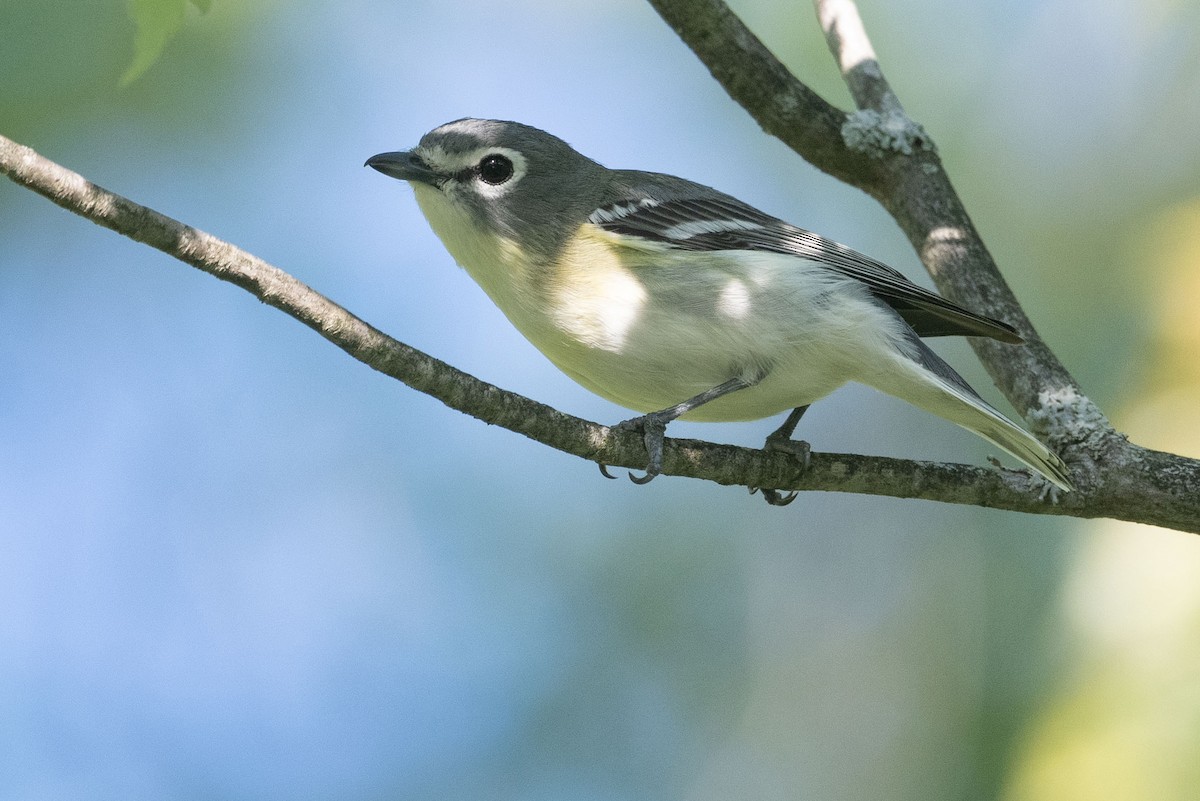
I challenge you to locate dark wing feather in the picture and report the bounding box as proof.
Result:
[592,191,1022,344]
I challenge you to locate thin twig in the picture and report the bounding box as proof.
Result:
[644,0,882,191]
[813,0,900,113]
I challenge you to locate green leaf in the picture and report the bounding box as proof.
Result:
[121,0,210,85]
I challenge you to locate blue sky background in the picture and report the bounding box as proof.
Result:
[4,1,1200,799]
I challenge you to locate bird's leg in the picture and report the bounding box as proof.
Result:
[763,405,811,462]
[600,374,758,485]
[750,405,811,507]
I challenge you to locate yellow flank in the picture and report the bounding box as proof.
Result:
[546,223,657,354]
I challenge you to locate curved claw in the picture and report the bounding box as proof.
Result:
[598,463,619,480]
[765,489,799,507]
[628,468,658,485]
[750,485,798,506]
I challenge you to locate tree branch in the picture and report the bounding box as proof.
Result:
[644,0,1200,531]
[0,132,1044,510]
[643,0,884,191]
[3,134,1197,531]
[809,0,1079,420]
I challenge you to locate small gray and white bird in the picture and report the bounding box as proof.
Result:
[367,118,1072,500]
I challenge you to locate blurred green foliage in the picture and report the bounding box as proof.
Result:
[122,0,212,85]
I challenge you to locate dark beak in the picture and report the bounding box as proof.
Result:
[364,151,441,186]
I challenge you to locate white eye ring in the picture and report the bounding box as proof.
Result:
[462,146,527,198]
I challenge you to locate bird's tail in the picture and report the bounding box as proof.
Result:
[872,338,1074,491]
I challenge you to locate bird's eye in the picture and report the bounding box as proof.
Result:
[477,153,514,185]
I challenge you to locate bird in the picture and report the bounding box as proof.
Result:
[366,118,1072,503]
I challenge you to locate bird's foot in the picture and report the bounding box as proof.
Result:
[748,432,812,507]
[763,431,812,467]
[597,412,672,485]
